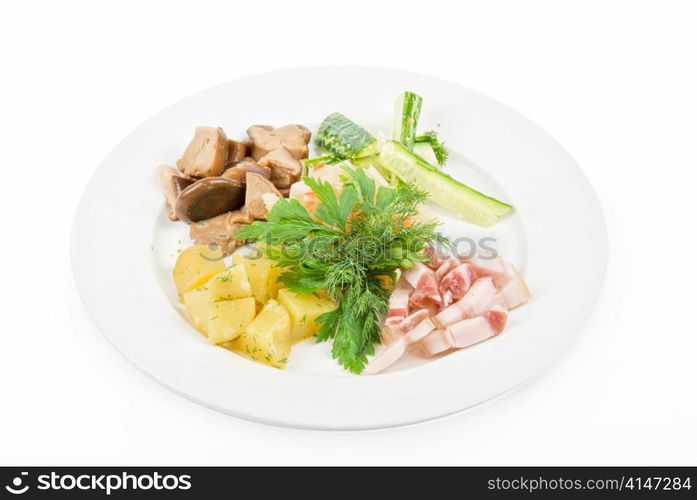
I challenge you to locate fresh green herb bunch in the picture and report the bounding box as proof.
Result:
[235,165,447,373]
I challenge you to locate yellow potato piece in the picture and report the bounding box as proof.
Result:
[206,265,253,301]
[233,299,291,368]
[232,253,284,303]
[206,297,256,344]
[182,288,213,334]
[267,264,285,299]
[173,245,225,298]
[277,288,336,344]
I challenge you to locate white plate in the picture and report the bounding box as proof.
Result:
[72,67,607,430]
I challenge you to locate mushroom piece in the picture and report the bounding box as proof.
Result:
[257,147,302,189]
[189,210,252,256]
[275,124,311,144]
[227,139,247,164]
[176,126,228,177]
[158,164,195,221]
[230,207,256,224]
[174,177,245,223]
[261,192,281,212]
[222,161,271,183]
[247,124,309,160]
[245,172,283,219]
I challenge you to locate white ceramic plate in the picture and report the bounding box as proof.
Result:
[72,67,607,430]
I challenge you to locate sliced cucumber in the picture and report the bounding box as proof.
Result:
[315,112,377,159]
[393,91,423,149]
[415,130,448,166]
[378,140,513,227]
[412,142,439,167]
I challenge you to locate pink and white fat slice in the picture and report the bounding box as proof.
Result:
[385,276,412,330]
[465,256,518,287]
[447,306,508,348]
[368,317,437,373]
[364,338,408,375]
[423,245,450,270]
[433,277,497,328]
[419,330,453,357]
[439,262,476,307]
[402,262,442,309]
[500,275,532,309]
[435,258,460,280]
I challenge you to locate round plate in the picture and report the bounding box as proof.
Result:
[72,67,607,430]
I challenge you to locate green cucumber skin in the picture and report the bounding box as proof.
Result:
[378,140,513,227]
[412,142,439,167]
[415,131,448,166]
[394,91,423,149]
[315,112,377,159]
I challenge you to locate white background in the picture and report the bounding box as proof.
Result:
[1,0,695,465]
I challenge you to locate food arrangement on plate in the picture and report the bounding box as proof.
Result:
[160,91,531,374]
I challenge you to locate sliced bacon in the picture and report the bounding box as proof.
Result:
[385,276,413,329]
[483,307,508,334]
[374,249,531,372]
[403,262,442,308]
[448,306,508,348]
[381,327,401,345]
[439,263,475,307]
[369,318,437,373]
[419,330,453,357]
[404,317,436,344]
[488,292,507,310]
[435,258,460,280]
[364,338,407,375]
[465,256,518,288]
[423,245,450,270]
[433,278,497,328]
[500,275,532,309]
[395,309,429,335]
[420,306,508,356]
[382,309,431,345]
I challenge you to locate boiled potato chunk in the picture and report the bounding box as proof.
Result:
[267,264,285,299]
[277,288,336,343]
[182,287,213,334]
[206,265,253,301]
[232,253,283,303]
[206,297,256,344]
[173,245,225,298]
[233,299,291,368]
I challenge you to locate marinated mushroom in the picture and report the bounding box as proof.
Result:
[222,161,271,183]
[257,147,302,189]
[158,164,195,221]
[247,124,309,160]
[261,192,281,212]
[189,210,252,256]
[226,139,247,165]
[245,172,283,219]
[275,124,311,144]
[229,207,256,224]
[174,177,245,223]
[177,126,228,177]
